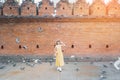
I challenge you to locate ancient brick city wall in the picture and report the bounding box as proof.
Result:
[0,18,120,57]
[89,0,106,16]
[73,0,89,16]
[3,5,19,16]
[1,0,120,17]
[38,0,54,16]
[0,0,120,57]
[21,1,36,16]
[56,0,73,16]
[107,0,120,16]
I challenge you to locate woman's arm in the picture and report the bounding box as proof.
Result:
[60,41,66,46]
[54,46,57,56]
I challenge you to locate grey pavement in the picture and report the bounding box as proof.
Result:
[0,61,120,80]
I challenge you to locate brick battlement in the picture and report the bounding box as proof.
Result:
[0,0,120,17]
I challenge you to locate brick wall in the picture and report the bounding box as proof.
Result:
[90,0,106,16]
[38,0,54,16]
[73,0,89,16]
[3,6,19,16]
[21,1,36,16]
[56,0,73,16]
[0,18,120,56]
[107,0,120,16]
[2,0,19,16]
[1,0,120,17]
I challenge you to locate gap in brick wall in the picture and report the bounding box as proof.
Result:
[89,44,92,48]
[45,7,47,10]
[71,44,74,48]
[36,45,39,48]
[19,45,22,49]
[1,45,4,49]
[27,7,30,10]
[106,45,109,48]
[9,7,12,10]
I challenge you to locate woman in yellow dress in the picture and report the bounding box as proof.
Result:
[54,40,65,72]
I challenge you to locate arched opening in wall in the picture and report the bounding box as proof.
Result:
[36,45,39,48]
[71,44,74,48]
[61,15,64,16]
[1,45,4,49]
[106,45,109,48]
[9,7,12,10]
[89,44,92,48]
[72,9,74,15]
[45,7,47,10]
[27,7,30,10]
[97,7,100,10]
[80,7,82,10]
[19,45,22,49]
[115,7,117,10]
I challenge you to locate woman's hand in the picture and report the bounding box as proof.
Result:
[60,41,66,46]
[54,53,56,56]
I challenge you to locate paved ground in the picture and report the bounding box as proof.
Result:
[0,61,120,80]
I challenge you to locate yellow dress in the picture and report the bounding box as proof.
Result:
[55,45,64,67]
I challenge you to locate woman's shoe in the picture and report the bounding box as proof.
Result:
[59,67,62,72]
[57,67,62,72]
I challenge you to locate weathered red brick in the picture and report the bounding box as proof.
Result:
[3,0,19,16]
[38,0,54,16]
[21,0,36,16]
[107,0,120,16]
[0,18,120,56]
[90,0,106,16]
[73,0,89,16]
[56,0,73,16]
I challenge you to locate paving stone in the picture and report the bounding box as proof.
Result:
[0,66,5,69]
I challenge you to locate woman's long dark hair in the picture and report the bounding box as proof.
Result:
[54,40,61,47]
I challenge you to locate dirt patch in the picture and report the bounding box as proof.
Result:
[0,70,22,78]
